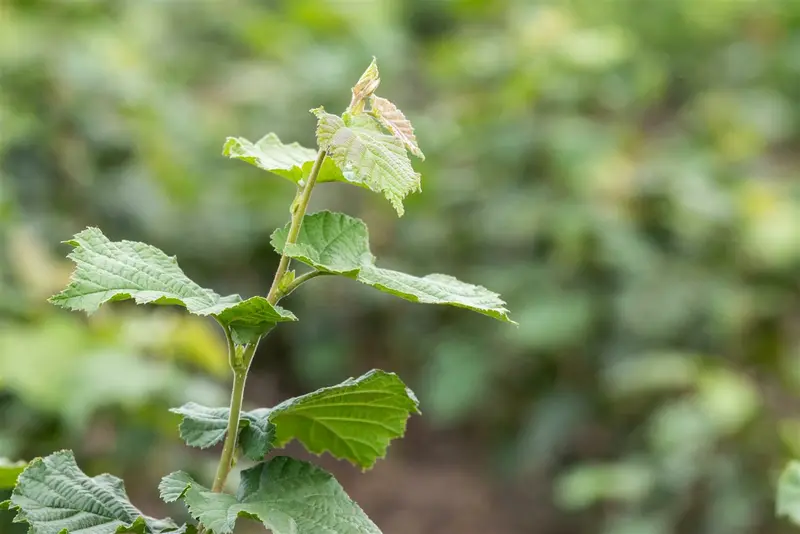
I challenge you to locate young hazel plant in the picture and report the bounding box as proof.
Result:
[0,59,514,534]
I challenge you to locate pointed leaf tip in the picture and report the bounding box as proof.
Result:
[350,57,381,112]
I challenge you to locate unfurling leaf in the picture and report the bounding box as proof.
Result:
[49,228,297,344]
[370,95,424,160]
[0,458,26,489]
[778,461,800,525]
[170,403,275,461]
[4,450,191,534]
[349,57,380,113]
[272,211,515,323]
[223,133,343,185]
[172,369,419,469]
[313,109,420,216]
[163,457,381,534]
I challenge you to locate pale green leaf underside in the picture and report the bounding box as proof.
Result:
[0,458,26,489]
[223,133,343,185]
[172,369,418,469]
[49,228,297,343]
[164,457,381,534]
[170,403,275,461]
[778,461,800,525]
[313,108,420,216]
[273,211,514,323]
[4,450,184,534]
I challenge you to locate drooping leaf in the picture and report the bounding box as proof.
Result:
[222,133,344,185]
[171,369,418,469]
[270,210,374,277]
[170,402,275,461]
[370,95,424,160]
[4,450,186,534]
[0,458,26,488]
[272,211,515,323]
[778,461,800,525]
[349,57,380,113]
[313,108,421,216]
[49,228,297,343]
[168,457,381,534]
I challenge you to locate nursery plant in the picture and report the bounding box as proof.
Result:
[0,59,514,533]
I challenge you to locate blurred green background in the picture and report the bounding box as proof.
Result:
[3,0,800,533]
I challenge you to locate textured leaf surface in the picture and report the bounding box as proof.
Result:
[778,461,800,525]
[169,457,381,534]
[313,108,420,216]
[370,95,424,159]
[270,211,373,277]
[49,228,296,342]
[171,369,417,469]
[269,369,419,469]
[159,471,195,504]
[273,211,514,323]
[0,458,26,488]
[5,450,183,534]
[222,133,343,184]
[170,403,275,461]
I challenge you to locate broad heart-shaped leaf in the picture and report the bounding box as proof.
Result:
[49,228,296,344]
[778,461,800,525]
[171,369,419,469]
[268,369,420,469]
[370,95,424,160]
[3,450,190,534]
[272,211,515,323]
[313,108,421,216]
[170,403,275,461]
[223,133,344,185]
[162,457,381,534]
[0,458,26,488]
[270,211,374,277]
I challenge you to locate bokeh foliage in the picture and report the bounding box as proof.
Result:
[3,0,800,533]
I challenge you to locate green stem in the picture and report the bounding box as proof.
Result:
[211,342,256,492]
[281,270,331,297]
[210,149,327,494]
[267,149,327,305]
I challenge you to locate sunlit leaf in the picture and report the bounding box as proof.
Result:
[370,95,424,159]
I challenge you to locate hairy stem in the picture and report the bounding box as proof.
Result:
[211,342,256,492]
[267,149,327,304]
[210,149,327,494]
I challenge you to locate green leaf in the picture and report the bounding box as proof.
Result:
[272,211,515,323]
[269,369,419,469]
[171,369,418,469]
[168,457,381,534]
[170,402,275,461]
[778,461,800,525]
[313,108,421,216]
[222,133,344,185]
[49,228,297,343]
[0,458,26,489]
[370,95,424,160]
[159,471,195,504]
[270,211,373,277]
[5,450,184,534]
